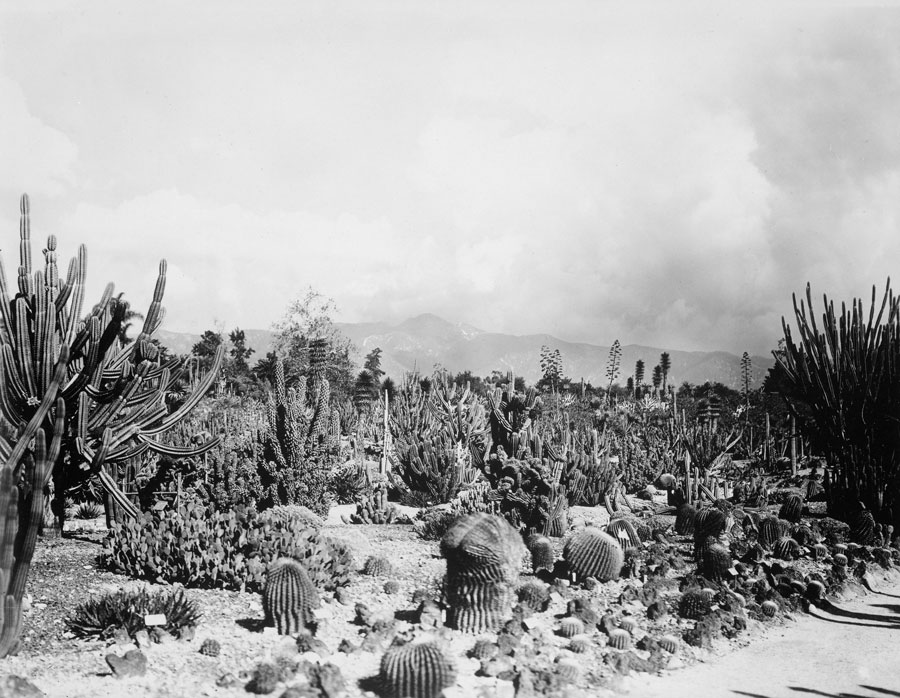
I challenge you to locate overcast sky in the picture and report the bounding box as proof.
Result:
[1,2,898,356]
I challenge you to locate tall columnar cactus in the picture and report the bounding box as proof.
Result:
[260,358,339,515]
[776,280,900,528]
[0,194,224,657]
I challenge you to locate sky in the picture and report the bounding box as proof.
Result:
[1,1,898,356]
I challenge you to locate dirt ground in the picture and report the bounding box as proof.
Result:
[4,506,897,698]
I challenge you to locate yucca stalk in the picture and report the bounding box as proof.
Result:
[776,279,900,526]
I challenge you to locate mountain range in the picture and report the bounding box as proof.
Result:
[155,314,774,390]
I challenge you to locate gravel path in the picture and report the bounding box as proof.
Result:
[622,570,900,698]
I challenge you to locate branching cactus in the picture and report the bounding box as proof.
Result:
[0,195,224,656]
[440,513,525,633]
[260,358,339,516]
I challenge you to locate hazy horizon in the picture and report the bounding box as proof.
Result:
[2,2,898,356]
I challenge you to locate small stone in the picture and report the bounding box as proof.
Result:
[106,649,148,678]
[0,675,44,698]
[149,627,174,644]
[216,673,239,688]
[132,630,151,647]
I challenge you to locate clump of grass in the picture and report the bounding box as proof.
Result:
[67,586,201,640]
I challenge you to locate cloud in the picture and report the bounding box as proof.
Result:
[1,4,898,359]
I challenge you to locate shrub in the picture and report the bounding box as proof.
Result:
[74,502,103,520]
[67,586,200,639]
[100,503,353,593]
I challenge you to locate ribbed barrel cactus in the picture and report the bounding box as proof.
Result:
[379,639,457,698]
[440,513,525,633]
[262,557,320,634]
[563,527,624,582]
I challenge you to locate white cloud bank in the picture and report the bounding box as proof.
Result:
[0,3,898,356]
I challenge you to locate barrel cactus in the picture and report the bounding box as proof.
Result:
[263,558,320,635]
[759,517,790,549]
[527,534,555,574]
[773,536,801,561]
[851,509,876,545]
[678,589,712,619]
[363,556,395,577]
[440,513,525,633]
[558,616,585,638]
[379,639,457,698]
[778,494,803,523]
[607,518,641,549]
[563,528,624,582]
[675,504,697,535]
[607,628,632,650]
[699,539,731,582]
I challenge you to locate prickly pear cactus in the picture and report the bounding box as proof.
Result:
[778,494,803,523]
[379,639,457,698]
[563,528,624,582]
[441,513,526,633]
[263,557,320,635]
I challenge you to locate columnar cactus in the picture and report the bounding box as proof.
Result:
[440,513,525,633]
[263,557,320,635]
[563,528,624,582]
[260,358,339,516]
[379,639,457,698]
[0,195,223,657]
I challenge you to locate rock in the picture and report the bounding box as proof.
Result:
[0,675,44,698]
[132,630,151,647]
[105,649,148,678]
[217,673,239,688]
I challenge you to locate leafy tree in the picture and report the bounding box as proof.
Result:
[192,330,223,373]
[363,347,384,384]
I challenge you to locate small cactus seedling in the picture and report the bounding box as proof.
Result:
[517,581,550,612]
[678,590,712,619]
[263,558,320,635]
[383,580,401,595]
[568,635,591,653]
[527,535,555,574]
[566,598,600,626]
[760,600,778,617]
[607,628,632,650]
[833,553,848,567]
[563,528,624,582]
[658,635,678,653]
[199,638,221,657]
[555,656,581,683]
[773,536,801,560]
[468,639,498,660]
[558,616,585,638]
[778,494,803,523]
[379,639,457,698]
[812,543,829,560]
[363,556,395,577]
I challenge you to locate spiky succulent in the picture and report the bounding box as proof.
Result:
[363,556,395,577]
[563,528,624,582]
[379,639,457,698]
[67,586,200,639]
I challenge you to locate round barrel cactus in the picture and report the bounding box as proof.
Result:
[778,494,803,524]
[563,528,624,583]
[759,517,790,549]
[675,504,697,535]
[379,639,457,698]
[527,534,555,574]
[441,513,526,633]
[263,558,320,635]
[607,518,642,549]
[773,536,801,560]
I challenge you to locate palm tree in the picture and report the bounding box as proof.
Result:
[112,292,145,345]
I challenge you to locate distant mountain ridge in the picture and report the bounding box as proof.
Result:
[155,313,774,389]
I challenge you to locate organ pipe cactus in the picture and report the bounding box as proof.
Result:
[0,195,224,657]
[1,195,224,529]
[776,280,900,528]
